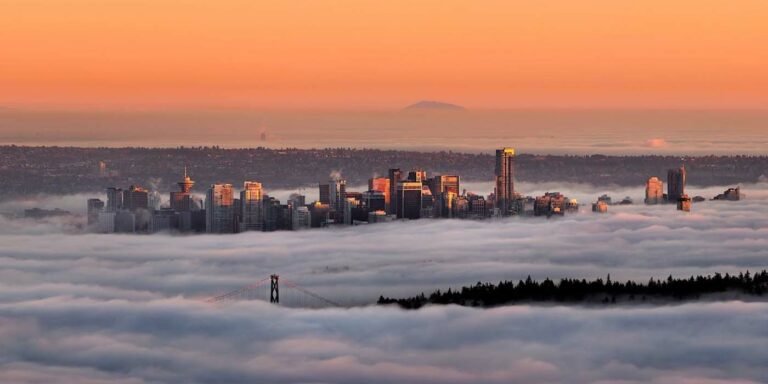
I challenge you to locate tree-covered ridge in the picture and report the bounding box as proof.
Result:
[378,271,768,309]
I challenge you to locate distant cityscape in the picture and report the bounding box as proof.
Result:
[1,146,766,201]
[51,147,744,234]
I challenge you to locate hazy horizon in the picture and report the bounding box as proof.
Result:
[2,108,767,155]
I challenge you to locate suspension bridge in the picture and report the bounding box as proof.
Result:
[207,274,342,308]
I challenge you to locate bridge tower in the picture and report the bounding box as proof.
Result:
[270,274,279,303]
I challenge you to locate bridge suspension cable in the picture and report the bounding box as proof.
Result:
[206,275,341,308]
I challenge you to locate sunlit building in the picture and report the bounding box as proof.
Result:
[240,181,264,231]
[677,194,692,212]
[592,200,609,213]
[205,183,235,233]
[495,148,515,216]
[645,177,664,204]
[368,177,390,210]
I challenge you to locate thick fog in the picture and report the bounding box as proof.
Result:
[1,182,767,383]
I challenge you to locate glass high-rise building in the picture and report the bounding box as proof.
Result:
[495,148,515,216]
[368,177,390,210]
[206,183,235,233]
[388,168,402,215]
[123,185,149,212]
[667,166,686,203]
[240,181,264,231]
[397,181,422,219]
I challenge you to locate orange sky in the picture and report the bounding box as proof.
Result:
[1,0,767,109]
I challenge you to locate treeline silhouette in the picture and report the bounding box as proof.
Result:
[377,271,768,309]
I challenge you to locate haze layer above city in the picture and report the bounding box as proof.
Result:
[2,108,768,155]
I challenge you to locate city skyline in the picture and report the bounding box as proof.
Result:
[73,149,746,235]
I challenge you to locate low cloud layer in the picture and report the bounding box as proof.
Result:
[0,182,767,383]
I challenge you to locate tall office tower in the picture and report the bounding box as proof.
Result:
[420,185,435,218]
[318,184,330,205]
[262,196,282,231]
[239,181,264,231]
[368,177,390,210]
[309,202,331,228]
[388,168,403,215]
[397,181,423,219]
[171,168,195,212]
[442,191,457,218]
[495,148,516,216]
[407,169,427,182]
[667,166,686,203]
[86,198,104,226]
[123,185,149,212]
[645,177,665,204]
[432,175,460,196]
[105,187,123,212]
[292,206,311,230]
[329,178,347,212]
[205,184,235,233]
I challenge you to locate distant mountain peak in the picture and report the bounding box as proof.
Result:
[403,100,465,111]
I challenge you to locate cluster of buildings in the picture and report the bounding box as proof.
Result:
[86,148,525,234]
[641,166,692,211]
[84,149,743,234]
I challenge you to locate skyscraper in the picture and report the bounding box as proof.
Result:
[667,166,686,203]
[328,178,346,212]
[433,175,460,196]
[318,184,330,205]
[123,185,149,212]
[388,168,402,215]
[397,181,422,219]
[105,187,123,212]
[645,177,664,204]
[206,184,235,233]
[368,177,390,210]
[240,181,264,231]
[495,148,515,216]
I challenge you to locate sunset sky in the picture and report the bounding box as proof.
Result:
[1,0,767,109]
